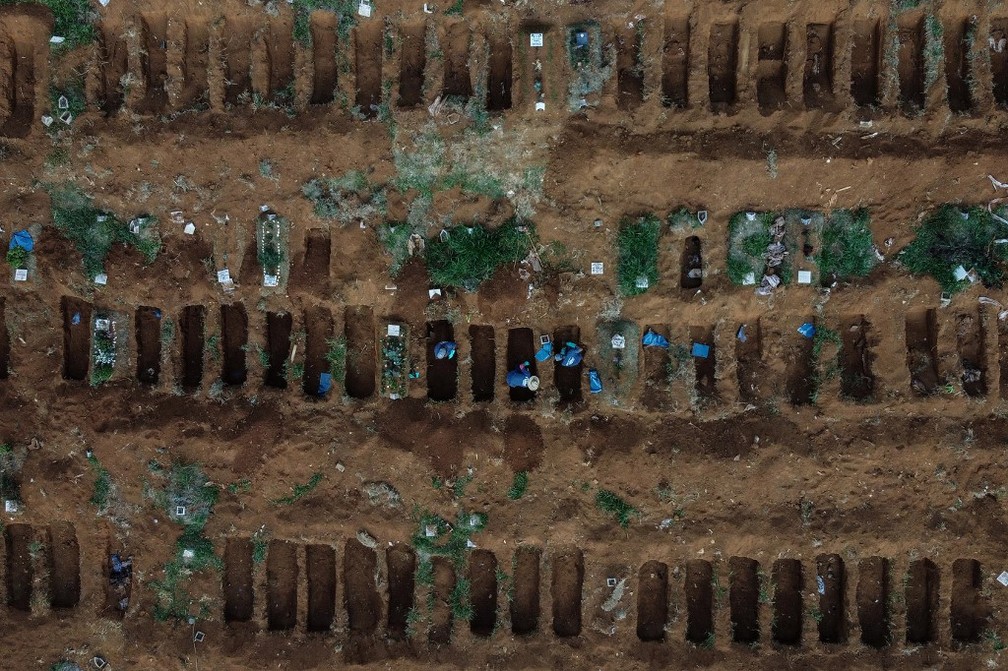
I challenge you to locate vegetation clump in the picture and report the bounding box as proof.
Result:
[291,0,357,46]
[616,214,662,296]
[424,219,532,290]
[818,209,877,282]
[727,211,777,285]
[507,471,528,500]
[302,171,386,224]
[900,204,1008,293]
[595,488,637,528]
[47,184,161,277]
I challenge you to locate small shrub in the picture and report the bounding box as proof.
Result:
[325,336,347,382]
[616,214,662,296]
[161,463,218,530]
[378,222,414,275]
[273,472,323,505]
[6,246,29,269]
[900,204,1008,293]
[595,489,637,528]
[87,453,112,512]
[507,471,528,500]
[425,219,532,290]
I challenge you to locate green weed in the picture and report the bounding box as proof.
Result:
[424,219,532,290]
[6,246,29,269]
[616,214,662,296]
[507,471,528,500]
[900,204,1008,293]
[595,489,637,528]
[818,209,877,281]
[377,222,414,275]
[87,453,112,512]
[161,463,218,530]
[727,211,776,285]
[291,0,357,46]
[325,336,347,382]
[273,472,323,505]
[46,183,161,277]
[149,526,222,621]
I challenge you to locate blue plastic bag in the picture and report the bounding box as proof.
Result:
[588,368,602,394]
[555,343,583,367]
[691,343,710,358]
[798,322,816,339]
[318,372,332,395]
[534,341,553,362]
[642,330,670,348]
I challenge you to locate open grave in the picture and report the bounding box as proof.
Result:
[661,16,689,107]
[224,537,253,623]
[816,554,846,644]
[729,556,760,644]
[803,23,836,110]
[636,560,667,641]
[469,325,495,402]
[61,296,92,381]
[344,306,376,399]
[306,543,336,632]
[180,19,210,108]
[180,305,205,390]
[443,20,472,100]
[398,22,426,108]
[386,543,415,639]
[708,21,738,112]
[220,303,248,385]
[264,312,291,389]
[551,548,583,637]
[487,31,512,111]
[426,320,458,401]
[615,23,644,110]
[139,14,169,114]
[303,306,333,397]
[851,20,880,107]
[354,21,383,118]
[266,539,297,630]
[311,13,338,105]
[772,558,802,645]
[684,559,713,644]
[756,22,787,114]
[897,14,926,114]
[511,545,541,635]
[905,308,940,395]
[97,24,128,115]
[135,306,162,385]
[857,556,890,648]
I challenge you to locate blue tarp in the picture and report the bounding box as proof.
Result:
[318,372,332,395]
[71,312,81,325]
[798,322,816,339]
[8,230,33,252]
[691,342,710,358]
[588,369,602,394]
[642,330,670,348]
[534,341,553,362]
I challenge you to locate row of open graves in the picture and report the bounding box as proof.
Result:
[7,6,1008,138]
[0,296,992,404]
[1,524,996,651]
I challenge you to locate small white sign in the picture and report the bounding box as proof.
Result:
[263,274,279,287]
[998,571,1008,587]
[611,334,625,349]
[13,269,28,282]
[797,270,813,284]
[217,269,231,284]
[41,115,53,127]
[95,318,111,332]
[183,222,196,235]
[182,548,195,560]
[428,288,442,300]
[535,101,546,111]
[259,204,270,213]
[530,33,543,47]
[358,0,371,17]
[742,271,756,286]
[590,262,604,275]
[59,111,73,125]
[49,36,65,44]
[387,324,401,337]
[635,275,649,289]
[4,499,17,513]
[94,273,108,286]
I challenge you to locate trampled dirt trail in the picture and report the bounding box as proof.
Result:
[4,0,1008,669]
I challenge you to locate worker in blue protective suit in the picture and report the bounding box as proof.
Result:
[433,341,457,360]
[554,341,584,367]
[506,361,540,390]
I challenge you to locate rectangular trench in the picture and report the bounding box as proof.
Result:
[662,16,689,107]
[223,17,253,105]
[311,13,338,105]
[616,24,644,110]
[267,539,298,631]
[224,537,254,623]
[994,19,1008,107]
[708,21,738,110]
[906,308,939,395]
[139,14,168,114]
[62,296,92,381]
[0,297,10,378]
[553,325,583,404]
[180,305,205,389]
[303,306,333,397]
[551,548,583,637]
[840,316,875,401]
[135,306,162,385]
[756,22,787,114]
[729,556,760,643]
[684,559,713,644]
[897,14,926,113]
[221,303,248,385]
[426,320,458,401]
[944,18,973,113]
[47,522,80,609]
[355,21,383,117]
[344,538,380,634]
[306,544,336,632]
[386,543,415,639]
[264,311,291,389]
[851,20,880,107]
[4,523,33,611]
[442,20,472,99]
[772,558,802,645]
[804,23,835,109]
[468,549,498,636]
[469,325,495,402]
[636,560,668,641]
[344,306,376,398]
[180,20,210,107]
[487,32,512,111]
[398,22,426,107]
[857,556,890,648]
[511,545,540,635]
[507,327,537,403]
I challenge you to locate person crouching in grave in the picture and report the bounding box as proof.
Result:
[506,361,540,390]
[433,341,457,360]
[554,341,584,367]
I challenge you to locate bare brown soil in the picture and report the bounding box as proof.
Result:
[5,0,1008,669]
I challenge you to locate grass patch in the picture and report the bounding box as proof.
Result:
[46,184,161,277]
[900,204,1008,293]
[810,326,841,404]
[325,336,347,383]
[818,209,877,281]
[378,222,414,275]
[6,246,29,269]
[291,0,357,46]
[87,453,112,512]
[727,211,776,285]
[273,472,323,505]
[149,526,222,621]
[617,214,662,296]
[6,0,96,48]
[158,463,218,530]
[595,489,637,528]
[302,171,385,224]
[425,219,533,290]
[507,471,528,500]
